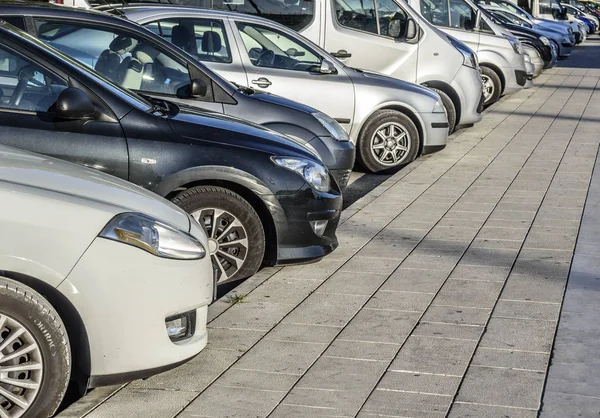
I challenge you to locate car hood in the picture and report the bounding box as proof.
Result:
[344,67,439,101]
[239,89,318,115]
[0,145,192,232]
[167,105,321,160]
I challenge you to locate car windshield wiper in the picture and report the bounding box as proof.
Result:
[139,93,178,116]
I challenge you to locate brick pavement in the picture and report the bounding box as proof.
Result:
[58,39,600,418]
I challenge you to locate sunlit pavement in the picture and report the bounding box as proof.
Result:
[58,38,600,418]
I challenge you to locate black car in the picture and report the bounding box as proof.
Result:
[0,3,355,189]
[0,20,342,284]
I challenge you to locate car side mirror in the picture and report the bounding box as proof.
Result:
[406,18,418,40]
[388,18,404,38]
[318,60,337,74]
[55,88,94,120]
[191,78,208,97]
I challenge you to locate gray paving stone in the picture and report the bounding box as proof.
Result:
[381,268,450,293]
[450,264,511,282]
[360,389,450,417]
[341,256,402,275]
[375,227,430,242]
[390,335,477,376]
[316,270,389,296]
[337,309,420,344]
[511,258,571,278]
[279,387,369,417]
[265,323,341,344]
[86,388,198,418]
[493,300,561,321]
[456,366,545,409]
[500,274,567,303]
[282,292,369,327]
[545,362,600,398]
[355,238,417,259]
[378,371,462,395]
[460,247,520,267]
[433,279,504,308]
[479,317,556,353]
[488,210,538,222]
[448,403,538,418]
[471,347,549,371]
[445,209,491,221]
[400,251,462,271]
[324,339,400,362]
[411,322,483,341]
[422,305,491,326]
[232,339,327,375]
[540,392,600,418]
[216,368,299,392]
[477,226,530,241]
[517,248,574,263]
[206,328,265,353]
[209,301,296,331]
[178,384,285,418]
[248,277,320,305]
[523,231,578,251]
[425,226,481,241]
[536,205,584,220]
[367,290,434,312]
[270,403,347,418]
[471,238,523,249]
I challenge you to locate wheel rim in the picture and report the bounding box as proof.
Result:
[482,74,495,103]
[0,314,43,418]
[370,122,411,167]
[191,208,249,283]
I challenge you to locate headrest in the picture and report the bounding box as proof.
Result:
[133,43,160,64]
[202,31,222,53]
[109,35,138,55]
[171,25,192,49]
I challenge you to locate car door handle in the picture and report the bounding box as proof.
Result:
[331,50,352,59]
[251,77,272,88]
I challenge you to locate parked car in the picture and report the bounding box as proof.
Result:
[406,0,528,106]
[478,3,573,58]
[561,2,599,31]
[92,6,450,172]
[0,144,212,418]
[0,4,356,188]
[113,0,485,132]
[0,20,342,285]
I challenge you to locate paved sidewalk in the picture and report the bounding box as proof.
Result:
[59,41,600,418]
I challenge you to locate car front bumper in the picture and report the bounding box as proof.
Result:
[502,66,527,96]
[308,135,356,190]
[418,111,448,153]
[58,237,213,386]
[452,65,484,126]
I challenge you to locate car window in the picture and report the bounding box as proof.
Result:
[449,0,477,28]
[421,0,450,26]
[236,22,322,71]
[212,0,315,32]
[1,16,26,30]
[377,0,409,36]
[335,0,409,37]
[539,0,554,14]
[0,45,67,112]
[145,18,232,63]
[35,20,193,97]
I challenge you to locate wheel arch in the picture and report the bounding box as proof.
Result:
[479,62,506,95]
[0,271,91,392]
[420,81,462,126]
[158,168,280,267]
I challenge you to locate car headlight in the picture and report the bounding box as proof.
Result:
[99,212,206,260]
[312,112,350,142]
[432,99,445,113]
[272,156,331,192]
[540,36,550,45]
[563,35,571,43]
[447,35,478,69]
[524,52,532,63]
[504,35,524,55]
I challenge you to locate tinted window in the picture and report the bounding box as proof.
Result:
[421,0,450,26]
[377,0,409,37]
[213,0,315,32]
[0,45,67,112]
[35,20,193,97]
[539,0,554,14]
[335,0,409,36]
[146,18,232,63]
[449,0,476,29]
[236,22,321,71]
[421,0,475,29]
[1,16,26,30]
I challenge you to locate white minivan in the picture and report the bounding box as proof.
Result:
[406,0,529,106]
[175,0,486,132]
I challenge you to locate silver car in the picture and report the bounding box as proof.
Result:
[121,6,449,172]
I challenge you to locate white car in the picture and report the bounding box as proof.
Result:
[0,145,212,417]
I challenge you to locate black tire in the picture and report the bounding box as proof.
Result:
[172,186,265,284]
[357,110,420,173]
[481,66,502,106]
[0,277,71,418]
[429,88,457,134]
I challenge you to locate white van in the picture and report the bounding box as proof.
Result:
[406,0,528,106]
[185,0,486,131]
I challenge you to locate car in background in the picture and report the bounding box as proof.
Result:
[0,20,342,285]
[0,144,212,418]
[112,6,450,173]
[0,3,356,189]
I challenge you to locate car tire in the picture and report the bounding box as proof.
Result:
[357,110,420,173]
[481,66,502,106]
[429,88,456,134]
[172,186,265,284]
[0,277,71,418]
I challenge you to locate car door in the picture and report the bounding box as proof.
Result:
[323,0,419,83]
[229,18,355,125]
[0,41,129,179]
[30,18,225,113]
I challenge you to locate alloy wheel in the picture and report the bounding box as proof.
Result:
[482,74,495,103]
[0,314,43,418]
[192,208,249,283]
[370,122,411,167]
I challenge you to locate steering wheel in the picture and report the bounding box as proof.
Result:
[256,49,275,67]
[9,66,38,108]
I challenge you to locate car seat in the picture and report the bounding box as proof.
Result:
[171,24,194,54]
[95,35,138,82]
[200,31,222,61]
[121,43,160,91]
